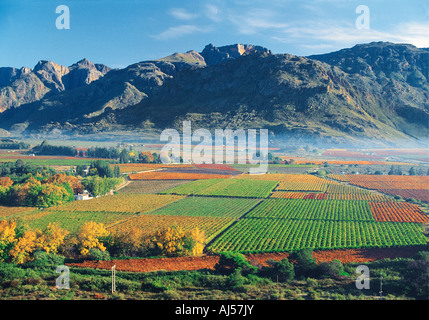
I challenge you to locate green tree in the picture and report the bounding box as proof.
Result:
[214,252,257,275]
[265,258,295,282]
[119,149,130,164]
[404,251,429,298]
[89,160,113,178]
[75,165,87,176]
[315,259,346,279]
[289,249,317,278]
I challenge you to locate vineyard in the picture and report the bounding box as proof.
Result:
[117,180,192,194]
[160,179,225,195]
[162,178,278,198]
[110,163,194,174]
[20,210,136,234]
[108,214,235,242]
[208,218,426,253]
[369,202,429,223]
[128,172,233,180]
[0,206,36,219]
[328,174,429,202]
[245,199,375,221]
[193,179,278,198]
[5,166,428,262]
[44,194,184,214]
[149,197,261,219]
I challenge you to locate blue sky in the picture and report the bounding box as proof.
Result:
[1,0,428,69]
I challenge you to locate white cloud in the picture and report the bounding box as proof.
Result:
[229,8,290,35]
[205,4,222,22]
[154,25,211,40]
[271,20,429,48]
[169,8,198,21]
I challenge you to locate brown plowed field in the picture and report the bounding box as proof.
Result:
[68,246,424,273]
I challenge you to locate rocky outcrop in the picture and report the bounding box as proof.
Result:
[200,43,272,66]
[0,59,111,112]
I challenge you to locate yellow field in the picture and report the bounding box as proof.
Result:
[0,206,37,219]
[109,214,235,241]
[45,194,185,213]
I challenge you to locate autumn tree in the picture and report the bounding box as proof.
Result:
[0,220,17,262]
[10,177,41,206]
[113,226,147,256]
[78,221,110,256]
[183,228,206,256]
[27,183,74,207]
[151,226,186,256]
[151,227,206,257]
[139,151,154,163]
[9,230,37,264]
[35,223,69,254]
[44,173,83,194]
[0,177,13,187]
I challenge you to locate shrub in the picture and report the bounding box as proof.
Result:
[263,258,294,282]
[214,252,257,275]
[24,250,65,269]
[290,249,318,278]
[225,269,248,290]
[88,248,111,261]
[404,251,429,298]
[315,259,346,279]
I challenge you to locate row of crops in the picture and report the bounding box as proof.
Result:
[161,178,278,198]
[4,173,427,255]
[328,174,429,202]
[207,218,426,253]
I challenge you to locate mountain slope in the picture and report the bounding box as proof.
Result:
[308,42,429,138]
[105,50,418,143]
[0,42,427,145]
[0,59,111,112]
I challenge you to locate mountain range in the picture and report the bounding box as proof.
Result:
[0,42,427,146]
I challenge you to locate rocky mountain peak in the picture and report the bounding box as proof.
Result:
[70,58,96,69]
[200,43,272,66]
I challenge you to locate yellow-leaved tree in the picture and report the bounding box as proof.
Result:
[35,223,69,254]
[151,226,206,257]
[151,226,186,256]
[185,228,206,256]
[9,230,37,264]
[78,221,109,256]
[0,220,17,262]
[116,226,146,255]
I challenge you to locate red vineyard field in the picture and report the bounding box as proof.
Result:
[328,174,429,202]
[378,189,429,202]
[194,164,239,171]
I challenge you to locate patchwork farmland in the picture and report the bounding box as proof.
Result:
[3,163,429,272]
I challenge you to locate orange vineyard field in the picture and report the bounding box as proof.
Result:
[328,174,429,202]
[369,202,429,223]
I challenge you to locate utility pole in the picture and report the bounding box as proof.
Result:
[112,265,116,294]
[379,272,383,300]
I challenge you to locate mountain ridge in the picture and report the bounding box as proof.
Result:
[0,42,427,146]
[0,59,111,112]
